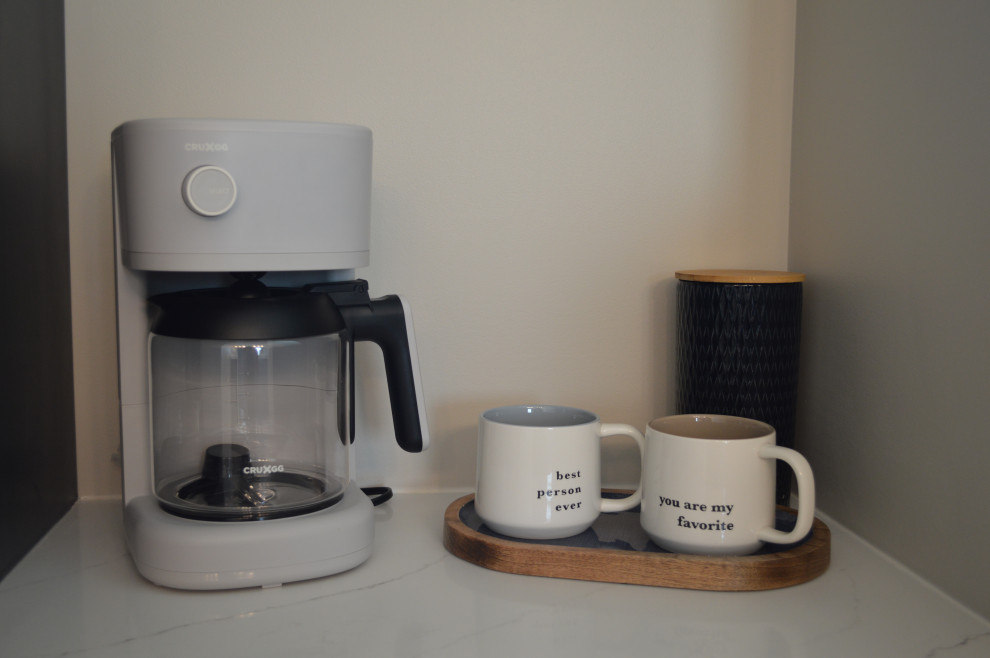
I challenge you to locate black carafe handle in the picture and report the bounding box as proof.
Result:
[311,280,429,453]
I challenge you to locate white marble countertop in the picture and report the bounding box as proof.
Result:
[1,493,988,658]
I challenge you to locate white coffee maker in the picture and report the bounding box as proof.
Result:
[112,118,428,590]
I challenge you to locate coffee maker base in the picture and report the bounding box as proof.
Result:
[124,481,374,590]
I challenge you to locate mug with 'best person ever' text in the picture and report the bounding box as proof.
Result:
[474,405,645,540]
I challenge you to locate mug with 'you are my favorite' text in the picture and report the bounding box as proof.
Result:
[640,414,815,555]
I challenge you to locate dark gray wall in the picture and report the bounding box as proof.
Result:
[789,1,990,618]
[0,0,77,579]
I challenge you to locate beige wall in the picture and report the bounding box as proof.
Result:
[789,2,990,619]
[63,0,990,622]
[65,1,797,496]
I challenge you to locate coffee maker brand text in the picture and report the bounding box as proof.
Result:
[243,464,285,475]
[184,142,229,152]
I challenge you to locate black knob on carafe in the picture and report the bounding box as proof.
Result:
[200,443,252,507]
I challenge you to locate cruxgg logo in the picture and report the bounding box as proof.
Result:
[243,464,285,475]
[184,142,229,152]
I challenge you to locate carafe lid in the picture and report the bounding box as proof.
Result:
[150,276,346,340]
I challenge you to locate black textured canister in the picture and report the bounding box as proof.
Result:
[674,270,805,504]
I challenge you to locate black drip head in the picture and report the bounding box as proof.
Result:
[228,272,269,299]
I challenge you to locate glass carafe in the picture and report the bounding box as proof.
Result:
[148,282,350,521]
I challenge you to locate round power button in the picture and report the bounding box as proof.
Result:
[181,166,237,217]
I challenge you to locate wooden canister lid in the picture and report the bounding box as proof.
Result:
[675,269,805,284]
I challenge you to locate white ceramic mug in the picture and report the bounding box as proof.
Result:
[475,405,645,540]
[640,414,815,555]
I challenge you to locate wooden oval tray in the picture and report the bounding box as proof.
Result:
[443,493,830,591]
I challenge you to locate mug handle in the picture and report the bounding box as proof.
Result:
[597,424,645,514]
[755,445,816,545]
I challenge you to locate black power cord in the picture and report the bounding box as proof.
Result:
[360,486,393,506]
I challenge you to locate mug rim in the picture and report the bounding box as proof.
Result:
[648,414,773,440]
[481,404,599,428]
